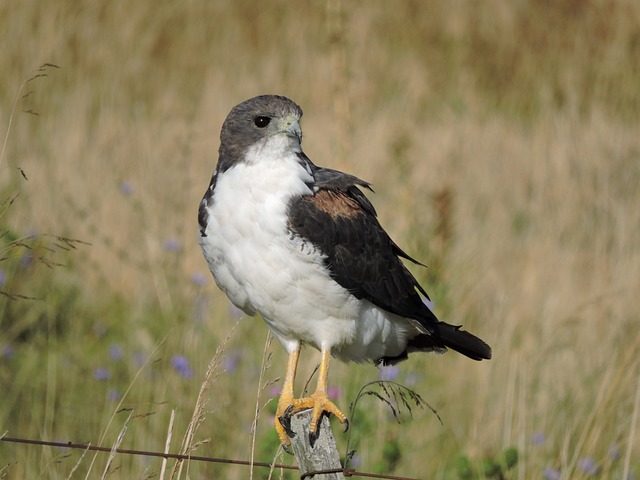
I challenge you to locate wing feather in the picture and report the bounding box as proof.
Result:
[288,170,438,330]
[287,166,492,361]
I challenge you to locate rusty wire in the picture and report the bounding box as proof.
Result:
[0,435,422,480]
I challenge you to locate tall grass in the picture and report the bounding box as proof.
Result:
[1,1,639,478]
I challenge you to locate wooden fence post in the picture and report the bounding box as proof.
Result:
[288,409,346,479]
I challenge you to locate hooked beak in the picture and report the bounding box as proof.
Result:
[279,114,302,142]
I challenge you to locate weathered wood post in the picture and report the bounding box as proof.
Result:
[289,409,346,479]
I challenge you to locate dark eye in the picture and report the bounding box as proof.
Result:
[254,116,271,128]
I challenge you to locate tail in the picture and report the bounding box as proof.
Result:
[436,322,492,361]
[378,322,492,365]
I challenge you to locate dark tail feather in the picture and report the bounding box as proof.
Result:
[436,323,492,361]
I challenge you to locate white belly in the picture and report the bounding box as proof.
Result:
[200,147,414,361]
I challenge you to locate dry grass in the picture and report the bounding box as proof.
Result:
[1,1,639,478]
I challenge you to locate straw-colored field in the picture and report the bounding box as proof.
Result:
[1,1,639,479]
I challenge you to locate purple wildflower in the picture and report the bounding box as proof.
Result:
[577,457,600,476]
[349,453,362,468]
[222,350,241,373]
[532,431,546,446]
[171,355,194,378]
[93,367,110,381]
[107,389,121,401]
[0,269,6,286]
[543,467,561,480]
[163,238,182,252]
[133,351,146,367]
[119,181,135,196]
[609,444,621,461]
[379,365,400,381]
[190,272,207,287]
[269,385,282,397]
[327,386,341,400]
[108,343,124,361]
[20,254,34,268]
[1,344,15,360]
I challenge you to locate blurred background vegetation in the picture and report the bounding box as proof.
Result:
[1,0,639,478]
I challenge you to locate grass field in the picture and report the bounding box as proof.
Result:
[1,1,639,478]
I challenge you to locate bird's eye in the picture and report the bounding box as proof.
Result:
[254,116,271,128]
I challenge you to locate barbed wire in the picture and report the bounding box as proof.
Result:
[0,435,421,480]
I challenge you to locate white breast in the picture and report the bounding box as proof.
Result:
[200,138,415,361]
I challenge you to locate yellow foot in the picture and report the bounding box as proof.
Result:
[276,391,349,451]
[275,392,296,453]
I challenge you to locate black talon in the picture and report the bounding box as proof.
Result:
[308,411,330,448]
[309,428,319,448]
[343,417,350,432]
[279,404,298,438]
[278,414,296,439]
[282,443,294,455]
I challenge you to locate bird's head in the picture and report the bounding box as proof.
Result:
[219,95,303,162]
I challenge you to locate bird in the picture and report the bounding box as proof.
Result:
[198,95,491,450]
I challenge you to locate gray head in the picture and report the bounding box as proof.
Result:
[218,95,303,167]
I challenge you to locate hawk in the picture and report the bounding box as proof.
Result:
[198,95,491,449]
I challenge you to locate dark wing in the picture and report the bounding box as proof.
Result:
[198,170,217,238]
[287,166,492,361]
[289,168,437,328]
[314,167,428,269]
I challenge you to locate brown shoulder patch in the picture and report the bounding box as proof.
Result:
[309,190,362,218]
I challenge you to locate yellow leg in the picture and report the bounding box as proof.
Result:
[301,349,348,436]
[275,348,348,450]
[275,346,301,448]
